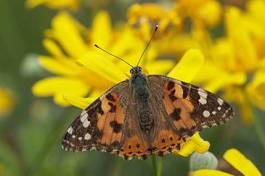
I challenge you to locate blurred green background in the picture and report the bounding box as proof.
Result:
[0,0,264,175]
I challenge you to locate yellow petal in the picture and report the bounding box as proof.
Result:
[51,12,88,58]
[196,0,222,26]
[225,7,258,70]
[38,56,82,76]
[78,51,128,84]
[247,71,265,110]
[210,39,237,72]
[91,11,112,47]
[176,132,210,157]
[204,72,246,93]
[43,39,66,58]
[64,91,101,109]
[145,60,174,75]
[191,170,233,176]
[167,49,204,83]
[32,77,89,97]
[223,148,261,176]
[54,92,70,106]
[63,96,92,109]
[247,0,265,25]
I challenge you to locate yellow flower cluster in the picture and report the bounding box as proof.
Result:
[127,0,265,124]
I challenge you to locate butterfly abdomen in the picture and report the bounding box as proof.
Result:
[131,74,154,134]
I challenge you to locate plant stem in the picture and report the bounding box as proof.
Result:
[253,110,265,152]
[152,155,163,176]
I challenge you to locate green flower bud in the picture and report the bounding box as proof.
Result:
[189,151,218,171]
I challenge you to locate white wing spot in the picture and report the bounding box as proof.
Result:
[199,98,207,105]
[212,111,217,115]
[84,133,91,140]
[198,89,208,105]
[203,110,210,118]
[198,88,207,98]
[72,135,76,138]
[67,126,73,134]
[202,124,209,128]
[217,98,224,105]
[90,146,96,151]
[78,137,82,141]
[218,106,221,111]
[83,119,90,128]
[211,123,217,127]
[80,111,88,122]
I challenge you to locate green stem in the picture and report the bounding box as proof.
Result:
[253,111,265,152]
[151,156,163,176]
[25,109,75,176]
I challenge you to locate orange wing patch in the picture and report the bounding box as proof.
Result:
[163,81,197,136]
[119,135,150,160]
[96,92,125,148]
[152,129,185,156]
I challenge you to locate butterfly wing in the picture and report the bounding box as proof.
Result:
[62,80,151,160]
[148,75,234,152]
[62,80,130,153]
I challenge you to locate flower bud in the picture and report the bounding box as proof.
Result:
[190,151,218,171]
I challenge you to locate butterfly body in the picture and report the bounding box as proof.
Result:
[62,66,234,160]
[130,67,154,134]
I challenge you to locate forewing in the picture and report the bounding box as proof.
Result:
[148,75,234,139]
[62,80,129,153]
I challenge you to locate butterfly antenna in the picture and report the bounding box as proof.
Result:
[94,44,134,68]
[136,24,158,66]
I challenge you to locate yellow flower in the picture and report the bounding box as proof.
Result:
[191,148,262,176]
[32,11,174,106]
[194,3,265,124]
[128,0,222,41]
[128,3,181,40]
[0,88,15,117]
[26,0,79,10]
[126,1,219,65]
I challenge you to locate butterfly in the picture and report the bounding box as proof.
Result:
[62,25,234,160]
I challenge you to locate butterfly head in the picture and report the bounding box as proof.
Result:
[130,66,143,76]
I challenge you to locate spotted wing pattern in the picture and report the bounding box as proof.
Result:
[149,75,234,140]
[62,81,129,153]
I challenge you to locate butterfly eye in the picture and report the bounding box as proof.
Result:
[130,66,142,75]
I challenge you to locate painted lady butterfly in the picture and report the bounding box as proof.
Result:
[62,25,234,160]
